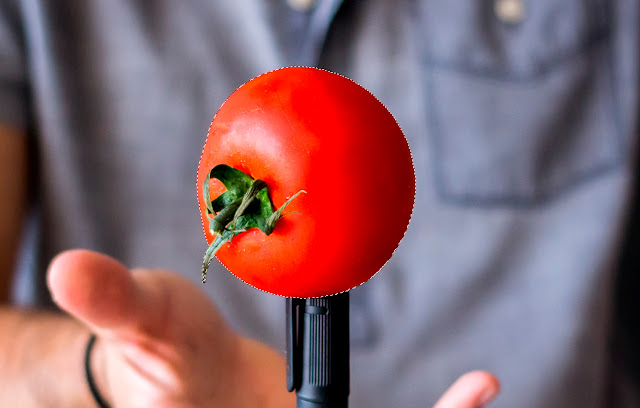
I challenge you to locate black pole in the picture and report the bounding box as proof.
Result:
[287,292,350,408]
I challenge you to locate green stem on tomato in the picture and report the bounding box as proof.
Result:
[201,164,305,283]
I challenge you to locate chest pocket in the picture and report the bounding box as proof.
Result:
[415,0,622,206]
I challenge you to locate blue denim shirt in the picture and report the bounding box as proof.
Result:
[1,1,638,406]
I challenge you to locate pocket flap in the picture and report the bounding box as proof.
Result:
[418,0,609,80]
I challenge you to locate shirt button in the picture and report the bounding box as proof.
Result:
[494,0,526,24]
[287,0,317,12]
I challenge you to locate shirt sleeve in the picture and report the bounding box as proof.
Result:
[0,0,28,129]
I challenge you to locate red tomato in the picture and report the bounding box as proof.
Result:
[197,67,414,298]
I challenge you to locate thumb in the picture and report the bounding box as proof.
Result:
[47,249,165,335]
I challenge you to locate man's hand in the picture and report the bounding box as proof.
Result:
[47,249,295,408]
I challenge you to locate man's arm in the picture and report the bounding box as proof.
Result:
[0,124,95,405]
[0,123,27,301]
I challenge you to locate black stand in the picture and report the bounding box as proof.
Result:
[286,292,350,408]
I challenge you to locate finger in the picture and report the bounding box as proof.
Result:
[433,371,500,408]
[47,249,165,335]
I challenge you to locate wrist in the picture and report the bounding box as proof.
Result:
[31,314,98,407]
[85,334,113,408]
[0,309,98,407]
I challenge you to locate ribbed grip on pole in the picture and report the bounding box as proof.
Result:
[296,292,350,408]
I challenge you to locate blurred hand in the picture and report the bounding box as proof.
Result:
[433,371,500,408]
[48,249,293,408]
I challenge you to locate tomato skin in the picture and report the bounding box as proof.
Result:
[197,67,415,298]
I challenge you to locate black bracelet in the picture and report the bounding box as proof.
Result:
[84,334,112,408]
